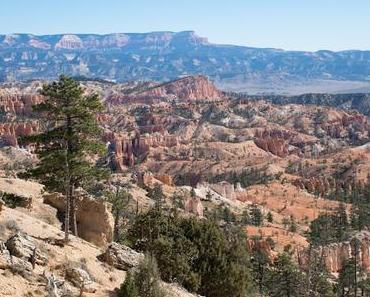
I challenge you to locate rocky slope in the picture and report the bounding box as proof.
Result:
[0,177,199,297]
[2,32,370,94]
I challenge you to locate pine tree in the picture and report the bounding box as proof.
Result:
[266,252,305,297]
[118,271,139,297]
[172,191,184,210]
[251,249,270,296]
[334,202,349,241]
[250,204,263,226]
[303,247,334,297]
[148,184,165,210]
[21,75,108,242]
[267,211,274,223]
[105,185,132,242]
[118,255,165,297]
[337,239,364,297]
[289,216,298,233]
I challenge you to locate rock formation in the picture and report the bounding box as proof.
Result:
[184,195,204,217]
[106,131,180,170]
[107,75,224,104]
[5,233,48,266]
[209,181,242,201]
[0,93,43,115]
[0,122,39,147]
[98,242,144,270]
[247,239,276,262]
[44,191,114,247]
[66,267,97,293]
[298,231,370,274]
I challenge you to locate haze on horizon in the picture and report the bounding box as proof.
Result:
[1,0,370,52]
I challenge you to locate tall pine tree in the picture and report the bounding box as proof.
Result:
[21,75,108,242]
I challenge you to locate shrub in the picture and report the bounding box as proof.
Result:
[118,255,165,297]
[126,209,253,297]
[1,193,25,208]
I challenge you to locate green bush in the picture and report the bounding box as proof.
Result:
[1,193,25,208]
[126,209,254,297]
[118,255,165,297]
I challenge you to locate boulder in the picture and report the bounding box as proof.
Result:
[0,241,12,269]
[5,233,48,265]
[44,190,114,247]
[0,241,33,272]
[98,242,144,270]
[9,255,33,273]
[66,267,97,293]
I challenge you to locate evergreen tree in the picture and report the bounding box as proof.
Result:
[251,249,270,296]
[338,259,357,297]
[267,211,274,223]
[118,255,166,297]
[266,252,305,297]
[118,271,139,297]
[21,76,108,242]
[308,211,350,246]
[334,203,349,241]
[351,202,370,231]
[289,216,298,233]
[147,184,165,210]
[190,187,196,198]
[105,185,132,242]
[127,209,253,297]
[303,247,334,297]
[337,239,363,297]
[250,204,263,226]
[205,190,213,201]
[172,191,184,210]
[240,209,251,225]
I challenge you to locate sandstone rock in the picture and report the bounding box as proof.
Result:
[0,240,33,272]
[0,122,40,147]
[0,241,12,269]
[184,196,204,218]
[44,191,114,247]
[66,267,96,292]
[298,231,370,274]
[0,93,43,115]
[247,239,276,262]
[98,242,144,270]
[5,233,48,266]
[43,272,69,297]
[55,34,83,50]
[155,174,173,186]
[9,255,33,273]
[106,131,181,170]
[107,75,224,105]
[209,181,240,201]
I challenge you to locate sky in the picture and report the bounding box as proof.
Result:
[1,0,370,51]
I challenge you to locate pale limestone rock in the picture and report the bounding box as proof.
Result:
[44,190,114,247]
[98,242,144,270]
[5,233,47,265]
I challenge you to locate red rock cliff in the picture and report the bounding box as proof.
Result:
[298,231,370,274]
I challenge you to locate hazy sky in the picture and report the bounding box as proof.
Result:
[1,0,370,51]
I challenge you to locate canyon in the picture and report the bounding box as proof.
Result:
[2,75,370,296]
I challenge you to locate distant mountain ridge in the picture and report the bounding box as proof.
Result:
[1,31,370,94]
[249,93,370,116]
